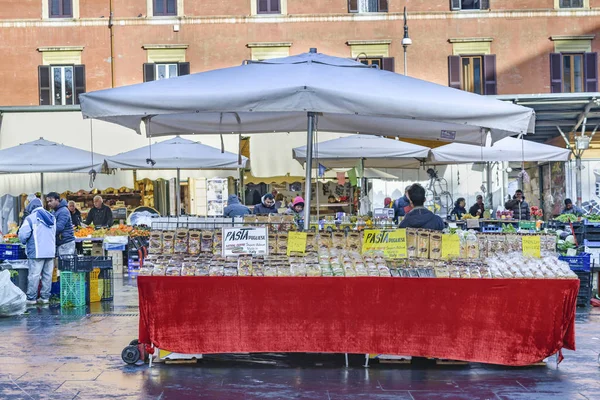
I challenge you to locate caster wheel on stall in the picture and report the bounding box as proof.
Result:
[122,345,141,365]
[130,339,139,346]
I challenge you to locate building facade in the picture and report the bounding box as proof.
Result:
[0,0,599,106]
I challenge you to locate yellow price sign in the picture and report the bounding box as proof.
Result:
[287,232,307,255]
[522,235,541,258]
[362,229,407,259]
[441,234,460,259]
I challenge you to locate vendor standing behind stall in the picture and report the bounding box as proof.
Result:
[253,193,278,215]
[561,198,585,216]
[85,196,114,227]
[504,190,530,220]
[450,198,467,220]
[399,184,445,231]
[469,195,485,217]
[68,201,82,227]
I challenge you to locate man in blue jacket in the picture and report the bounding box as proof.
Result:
[399,184,445,231]
[393,186,412,223]
[18,198,56,305]
[46,192,76,256]
[223,195,251,217]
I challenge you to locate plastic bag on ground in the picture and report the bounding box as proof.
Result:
[0,269,26,317]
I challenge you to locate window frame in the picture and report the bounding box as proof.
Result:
[460,55,484,95]
[49,0,73,18]
[155,63,179,80]
[559,0,584,8]
[348,0,389,13]
[153,0,177,17]
[257,0,281,14]
[561,53,585,93]
[50,64,75,106]
[450,0,490,11]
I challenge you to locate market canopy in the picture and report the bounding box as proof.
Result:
[429,136,571,163]
[79,51,535,144]
[293,134,429,169]
[0,138,105,173]
[105,136,247,170]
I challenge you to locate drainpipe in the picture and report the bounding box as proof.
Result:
[109,0,115,88]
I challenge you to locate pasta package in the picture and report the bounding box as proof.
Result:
[318,232,333,250]
[243,215,257,226]
[280,215,295,232]
[406,229,417,258]
[268,233,277,254]
[162,231,175,254]
[201,230,213,253]
[429,233,442,260]
[188,230,201,255]
[174,229,189,254]
[149,231,163,254]
[213,231,223,255]
[277,233,288,255]
[466,233,479,259]
[332,232,346,250]
[417,231,430,259]
[346,232,361,251]
[306,232,317,252]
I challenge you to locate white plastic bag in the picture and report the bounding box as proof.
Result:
[0,269,26,316]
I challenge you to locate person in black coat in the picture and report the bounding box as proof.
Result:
[469,195,485,217]
[67,201,82,227]
[504,190,530,220]
[84,196,114,227]
[450,198,467,220]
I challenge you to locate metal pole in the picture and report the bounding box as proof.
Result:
[176,168,181,216]
[40,172,44,196]
[576,153,583,207]
[403,47,408,76]
[486,162,493,211]
[304,112,316,230]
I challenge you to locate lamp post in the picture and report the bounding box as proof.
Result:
[402,7,412,76]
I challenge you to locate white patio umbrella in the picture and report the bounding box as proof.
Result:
[106,136,247,215]
[293,134,429,169]
[0,138,106,194]
[80,50,535,228]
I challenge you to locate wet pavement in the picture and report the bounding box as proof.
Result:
[0,276,599,399]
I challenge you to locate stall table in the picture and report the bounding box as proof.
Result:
[137,276,578,366]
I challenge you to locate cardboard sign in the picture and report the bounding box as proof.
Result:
[441,234,461,259]
[522,235,541,258]
[362,229,407,259]
[466,219,480,229]
[222,227,268,257]
[287,232,307,256]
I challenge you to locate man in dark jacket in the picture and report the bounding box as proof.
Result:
[224,195,251,217]
[399,184,445,231]
[85,196,114,227]
[393,186,412,223]
[469,195,485,217]
[46,192,76,256]
[504,190,530,220]
[253,193,278,215]
[68,201,83,227]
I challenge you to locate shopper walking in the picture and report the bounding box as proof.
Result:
[18,198,56,305]
[46,192,76,256]
[223,195,251,217]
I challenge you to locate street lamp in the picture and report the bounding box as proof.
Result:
[402,7,412,76]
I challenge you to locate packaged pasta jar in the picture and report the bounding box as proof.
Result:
[429,233,442,260]
[332,232,346,250]
[201,231,213,253]
[346,232,361,251]
[417,231,430,259]
[268,233,277,254]
[181,262,196,276]
[194,265,209,276]
[162,231,175,254]
[149,231,163,254]
[237,256,253,276]
[318,232,333,250]
[277,233,288,255]
[188,230,201,255]
[213,231,222,255]
[406,229,417,258]
[306,232,317,253]
[174,229,189,254]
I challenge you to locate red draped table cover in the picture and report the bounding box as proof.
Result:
[137,276,578,366]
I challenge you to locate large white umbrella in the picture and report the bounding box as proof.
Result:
[293,134,429,169]
[106,136,247,215]
[80,50,535,228]
[0,138,105,193]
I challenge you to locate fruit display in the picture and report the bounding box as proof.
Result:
[108,224,133,236]
[461,214,479,220]
[74,227,95,238]
[2,233,19,244]
[496,210,514,220]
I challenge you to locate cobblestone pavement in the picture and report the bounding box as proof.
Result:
[1,276,599,399]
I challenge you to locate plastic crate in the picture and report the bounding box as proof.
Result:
[99,268,113,301]
[60,271,86,308]
[88,268,101,303]
[58,255,113,272]
[481,226,503,233]
[559,253,591,272]
[0,244,26,260]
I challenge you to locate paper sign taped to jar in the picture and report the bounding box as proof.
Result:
[441,234,460,259]
[521,235,541,258]
[287,232,307,256]
[222,227,268,257]
[362,229,407,258]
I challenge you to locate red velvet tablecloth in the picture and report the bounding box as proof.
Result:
[137,276,578,366]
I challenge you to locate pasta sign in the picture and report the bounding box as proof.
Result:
[222,227,269,256]
[362,229,407,259]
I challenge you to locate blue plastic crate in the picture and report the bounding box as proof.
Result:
[584,239,600,248]
[584,220,600,227]
[0,244,26,260]
[481,225,502,233]
[559,253,591,272]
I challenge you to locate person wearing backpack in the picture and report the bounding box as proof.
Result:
[18,198,56,305]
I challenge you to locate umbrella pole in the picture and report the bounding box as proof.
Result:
[176,168,181,217]
[486,162,493,211]
[304,112,316,230]
[40,173,44,197]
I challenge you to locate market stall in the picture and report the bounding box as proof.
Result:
[106,136,247,216]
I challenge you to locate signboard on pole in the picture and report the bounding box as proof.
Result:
[222,227,268,257]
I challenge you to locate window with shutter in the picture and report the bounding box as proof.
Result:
[38,66,52,105]
[381,57,395,72]
[348,0,387,12]
[483,55,496,95]
[549,53,563,93]
[178,62,190,76]
[74,65,86,105]
[257,0,281,14]
[448,55,497,94]
[49,0,73,18]
[584,52,598,92]
[154,0,177,16]
[144,62,189,81]
[143,63,156,82]
[450,0,489,10]
[448,56,461,89]
[39,65,81,105]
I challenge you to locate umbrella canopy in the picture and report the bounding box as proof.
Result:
[430,137,570,164]
[293,134,429,169]
[106,136,247,170]
[80,52,535,144]
[0,138,105,173]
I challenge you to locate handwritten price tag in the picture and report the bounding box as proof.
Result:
[441,234,460,259]
[522,235,541,258]
[287,232,307,256]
